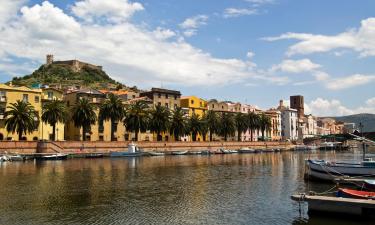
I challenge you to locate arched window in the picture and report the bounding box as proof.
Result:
[33,137,38,141]
[0,133,3,141]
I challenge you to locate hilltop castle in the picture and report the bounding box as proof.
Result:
[46,54,103,72]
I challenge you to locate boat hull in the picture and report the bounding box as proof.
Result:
[110,152,143,157]
[337,188,375,199]
[306,159,375,181]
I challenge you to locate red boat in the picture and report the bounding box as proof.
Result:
[337,188,375,199]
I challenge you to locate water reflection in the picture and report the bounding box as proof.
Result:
[0,151,369,225]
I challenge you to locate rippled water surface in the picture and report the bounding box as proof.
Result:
[0,150,373,225]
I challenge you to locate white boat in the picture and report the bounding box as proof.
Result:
[148,151,165,156]
[0,155,10,162]
[188,151,202,155]
[9,155,24,161]
[238,148,256,154]
[305,159,375,181]
[110,143,144,157]
[171,150,188,155]
[41,153,68,160]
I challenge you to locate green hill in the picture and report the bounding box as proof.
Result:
[333,113,375,132]
[10,63,119,89]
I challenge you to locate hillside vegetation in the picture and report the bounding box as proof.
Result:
[334,113,375,132]
[10,64,118,89]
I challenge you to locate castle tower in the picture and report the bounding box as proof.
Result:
[290,95,304,118]
[46,54,54,65]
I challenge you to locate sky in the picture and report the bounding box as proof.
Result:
[0,0,375,116]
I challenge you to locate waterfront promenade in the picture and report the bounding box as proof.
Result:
[0,141,294,155]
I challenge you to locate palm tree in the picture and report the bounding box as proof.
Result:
[247,112,260,142]
[170,107,187,141]
[5,100,37,140]
[123,101,149,141]
[99,93,125,141]
[259,113,272,141]
[234,113,248,141]
[71,98,97,141]
[200,114,209,141]
[219,112,236,141]
[188,113,201,141]
[205,110,220,141]
[42,100,68,141]
[149,105,170,141]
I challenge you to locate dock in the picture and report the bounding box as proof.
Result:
[291,194,375,217]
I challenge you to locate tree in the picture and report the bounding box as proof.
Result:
[234,113,248,141]
[123,101,149,141]
[247,112,260,142]
[99,93,125,141]
[170,107,187,141]
[219,112,236,141]
[205,110,220,141]
[5,100,37,141]
[71,98,97,141]
[200,114,209,141]
[149,105,170,141]
[259,113,272,141]
[42,100,68,141]
[188,113,201,141]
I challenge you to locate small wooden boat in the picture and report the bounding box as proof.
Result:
[262,149,274,153]
[291,194,375,217]
[238,148,255,154]
[85,153,104,158]
[148,151,165,156]
[188,151,202,155]
[110,151,143,157]
[171,150,188,155]
[9,155,24,161]
[337,188,375,200]
[41,153,68,160]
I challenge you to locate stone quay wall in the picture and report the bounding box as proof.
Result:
[0,141,294,154]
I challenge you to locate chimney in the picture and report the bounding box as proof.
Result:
[279,100,283,108]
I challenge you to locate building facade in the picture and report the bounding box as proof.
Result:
[280,108,298,141]
[180,96,208,141]
[0,84,42,141]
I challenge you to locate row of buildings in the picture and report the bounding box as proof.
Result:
[0,82,347,142]
[0,56,348,142]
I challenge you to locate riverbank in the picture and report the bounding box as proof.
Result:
[0,140,295,155]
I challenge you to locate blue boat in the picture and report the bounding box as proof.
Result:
[110,143,143,157]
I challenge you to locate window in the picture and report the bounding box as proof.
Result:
[212,104,214,108]
[132,95,136,99]
[166,94,169,99]
[165,103,169,108]
[34,96,40,103]
[47,91,53,100]
[23,94,28,102]
[174,95,177,100]
[0,91,6,102]
[191,100,194,104]
[158,93,161,98]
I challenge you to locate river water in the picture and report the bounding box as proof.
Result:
[0,150,372,225]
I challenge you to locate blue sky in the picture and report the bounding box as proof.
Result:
[0,0,375,116]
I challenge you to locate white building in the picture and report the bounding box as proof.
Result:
[280,108,298,141]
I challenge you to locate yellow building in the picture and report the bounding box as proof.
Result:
[0,84,42,141]
[41,88,65,141]
[180,96,208,141]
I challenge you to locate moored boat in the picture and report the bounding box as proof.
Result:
[337,188,375,200]
[148,151,165,156]
[238,148,255,154]
[41,153,68,160]
[305,159,375,181]
[110,143,143,157]
[188,151,202,155]
[364,180,375,190]
[85,153,104,158]
[171,150,188,155]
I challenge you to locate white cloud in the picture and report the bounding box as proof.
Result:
[71,0,144,23]
[313,71,330,81]
[270,58,321,73]
[179,15,208,37]
[223,8,258,18]
[179,15,208,29]
[325,74,375,90]
[247,51,255,58]
[0,0,25,27]
[305,97,375,116]
[263,17,375,57]
[0,1,257,87]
